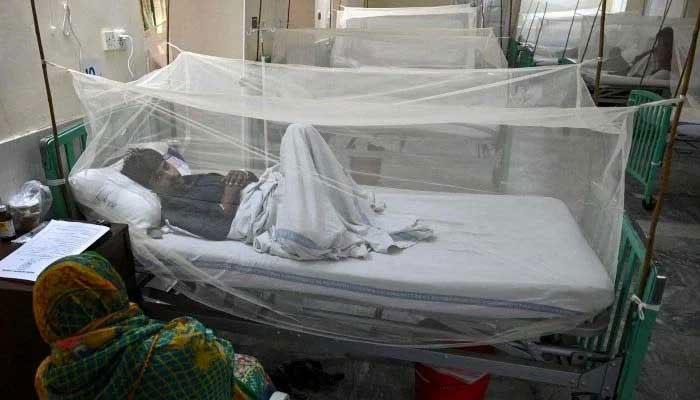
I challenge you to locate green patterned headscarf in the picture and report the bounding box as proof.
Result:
[32,252,237,400]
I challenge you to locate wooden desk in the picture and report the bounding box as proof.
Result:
[0,222,137,399]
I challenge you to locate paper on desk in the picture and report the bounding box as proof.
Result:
[0,220,109,281]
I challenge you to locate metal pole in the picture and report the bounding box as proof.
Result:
[29,0,74,218]
[481,0,486,29]
[533,2,548,57]
[508,0,514,39]
[562,0,580,61]
[261,43,270,169]
[639,6,700,296]
[328,0,332,28]
[500,0,504,41]
[166,0,170,64]
[524,2,539,45]
[580,0,602,63]
[593,0,608,104]
[287,0,292,28]
[506,0,515,65]
[256,0,263,61]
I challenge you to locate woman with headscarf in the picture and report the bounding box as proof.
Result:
[32,252,287,400]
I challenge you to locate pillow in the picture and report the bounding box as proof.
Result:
[69,165,161,230]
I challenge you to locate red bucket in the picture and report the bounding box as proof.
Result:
[415,363,491,400]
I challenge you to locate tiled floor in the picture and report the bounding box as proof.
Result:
[224,144,700,399]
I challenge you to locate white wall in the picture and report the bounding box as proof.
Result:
[0,0,146,200]
[169,0,246,60]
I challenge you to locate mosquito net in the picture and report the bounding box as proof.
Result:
[65,51,663,346]
[515,0,599,62]
[336,4,478,30]
[270,28,507,69]
[578,14,689,83]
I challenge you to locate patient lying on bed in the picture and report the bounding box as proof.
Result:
[121,148,258,240]
[626,27,673,80]
[121,124,433,260]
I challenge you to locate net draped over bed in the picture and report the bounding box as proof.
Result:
[336,4,478,30]
[67,51,652,346]
[270,28,507,69]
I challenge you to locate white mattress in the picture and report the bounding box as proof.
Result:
[151,188,613,319]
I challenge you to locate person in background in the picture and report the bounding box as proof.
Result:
[33,252,287,400]
[120,148,258,240]
[627,27,674,79]
[602,46,630,76]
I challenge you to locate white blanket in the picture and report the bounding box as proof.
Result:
[228,124,433,260]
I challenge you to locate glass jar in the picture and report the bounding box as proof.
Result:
[0,204,16,240]
[10,203,42,235]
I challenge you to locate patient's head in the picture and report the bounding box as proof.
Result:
[121,148,181,192]
[608,46,623,59]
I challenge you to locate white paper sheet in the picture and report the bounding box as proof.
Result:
[0,220,110,281]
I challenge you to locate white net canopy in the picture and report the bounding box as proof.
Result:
[336,4,478,30]
[270,28,507,69]
[67,51,649,346]
[578,14,691,85]
[670,19,700,119]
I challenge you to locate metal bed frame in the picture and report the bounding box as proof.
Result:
[588,83,669,107]
[41,123,666,399]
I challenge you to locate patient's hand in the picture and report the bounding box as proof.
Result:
[222,170,250,187]
[219,170,254,214]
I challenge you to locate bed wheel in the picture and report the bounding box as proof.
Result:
[642,198,656,211]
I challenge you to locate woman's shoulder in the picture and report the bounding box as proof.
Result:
[158,317,233,355]
[146,317,234,373]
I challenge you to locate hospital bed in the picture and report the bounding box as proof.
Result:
[42,123,666,399]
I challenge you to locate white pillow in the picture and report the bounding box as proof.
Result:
[69,166,161,230]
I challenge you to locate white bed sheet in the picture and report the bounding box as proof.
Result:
[150,188,614,319]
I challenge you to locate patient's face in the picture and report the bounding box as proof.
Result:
[150,160,182,192]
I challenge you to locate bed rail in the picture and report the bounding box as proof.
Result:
[40,123,88,218]
[572,215,665,399]
[627,90,672,210]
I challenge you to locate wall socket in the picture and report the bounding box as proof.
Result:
[101,29,127,51]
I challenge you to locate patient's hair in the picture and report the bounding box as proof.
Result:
[121,148,163,189]
[655,27,674,68]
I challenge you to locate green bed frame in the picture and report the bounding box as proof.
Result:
[41,122,664,399]
[40,123,88,219]
[582,215,665,399]
[507,38,536,68]
[627,90,672,210]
